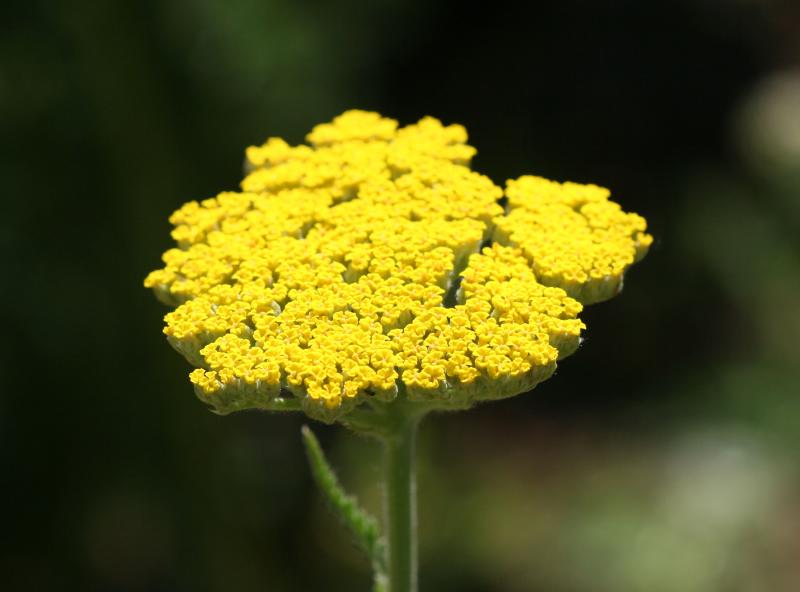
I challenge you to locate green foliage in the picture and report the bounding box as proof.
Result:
[301,426,387,590]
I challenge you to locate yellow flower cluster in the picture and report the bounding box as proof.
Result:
[145,110,651,421]
[494,176,653,303]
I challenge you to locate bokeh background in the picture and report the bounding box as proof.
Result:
[3,0,800,590]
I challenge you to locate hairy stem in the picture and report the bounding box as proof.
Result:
[384,414,419,592]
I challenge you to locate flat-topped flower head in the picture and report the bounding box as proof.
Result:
[145,110,651,422]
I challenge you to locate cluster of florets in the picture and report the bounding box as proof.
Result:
[145,110,651,422]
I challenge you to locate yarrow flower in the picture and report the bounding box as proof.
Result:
[144,110,651,423]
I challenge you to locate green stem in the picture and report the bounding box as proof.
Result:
[384,414,419,592]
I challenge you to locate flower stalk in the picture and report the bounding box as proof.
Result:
[303,397,425,592]
[383,411,419,592]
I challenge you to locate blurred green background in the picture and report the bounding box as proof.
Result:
[3,0,800,590]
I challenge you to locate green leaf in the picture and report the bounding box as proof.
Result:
[301,425,387,587]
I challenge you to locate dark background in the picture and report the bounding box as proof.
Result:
[3,1,800,590]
